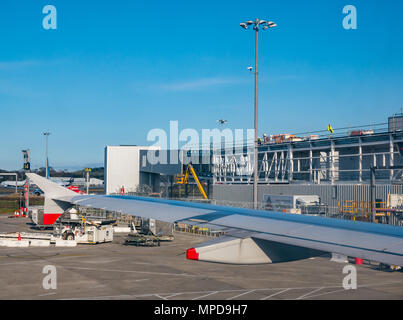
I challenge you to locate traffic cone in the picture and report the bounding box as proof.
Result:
[355,257,363,265]
[18,232,21,241]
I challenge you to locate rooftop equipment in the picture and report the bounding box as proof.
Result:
[388,113,403,132]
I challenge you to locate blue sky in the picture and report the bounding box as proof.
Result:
[0,0,402,170]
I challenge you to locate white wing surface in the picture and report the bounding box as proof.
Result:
[27,173,403,266]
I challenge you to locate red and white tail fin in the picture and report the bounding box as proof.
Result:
[26,173,77,225]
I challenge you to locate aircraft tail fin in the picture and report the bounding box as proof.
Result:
[26,173,77,225]
[26,173,77,199]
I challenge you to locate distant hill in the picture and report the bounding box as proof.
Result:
[0,167,104,182]
[45,167,104,179]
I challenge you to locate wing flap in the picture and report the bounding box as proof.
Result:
[206,215,403,266]
[188,235,325,264]
[188,236,272,264]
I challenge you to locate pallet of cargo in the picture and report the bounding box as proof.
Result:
[124,233,174,247]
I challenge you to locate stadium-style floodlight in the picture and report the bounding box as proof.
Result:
[267,21,277,28]
[240,18,277,210]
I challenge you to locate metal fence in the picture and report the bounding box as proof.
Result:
[212,183,403,225]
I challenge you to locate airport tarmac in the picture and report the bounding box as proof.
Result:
[0,215,402,300]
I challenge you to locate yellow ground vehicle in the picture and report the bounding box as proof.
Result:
[174,164,208,200]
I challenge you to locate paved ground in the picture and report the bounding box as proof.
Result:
[0,215,402,300]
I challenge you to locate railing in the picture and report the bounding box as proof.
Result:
[174,223,225,237]
[338,200,389,220]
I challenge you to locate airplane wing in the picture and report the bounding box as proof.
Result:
[27,173,403,267]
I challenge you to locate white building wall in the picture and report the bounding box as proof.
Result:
[104,145,158,195]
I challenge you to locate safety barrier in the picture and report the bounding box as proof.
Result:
[29,240,51,247]
[330,253,348,263]
[1,240,30,247]
[55,240,77,247]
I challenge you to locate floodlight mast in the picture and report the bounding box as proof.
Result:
[240,18,277,210]
[43,131,51,179]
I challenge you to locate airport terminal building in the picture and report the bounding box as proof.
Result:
[104,114,403,222]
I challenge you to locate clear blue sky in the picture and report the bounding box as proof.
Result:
[0,0,402,170]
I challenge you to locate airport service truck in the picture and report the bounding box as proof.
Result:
[263,194,326,216]
[52,213,114,244]
[30,207,114,244]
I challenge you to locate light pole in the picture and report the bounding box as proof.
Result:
[85,167,92,194]
[240,19,277,210]
[43,131,51,179]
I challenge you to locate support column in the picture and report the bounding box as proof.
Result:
[274,152,278,182]
[370,166,376,223]
[359,138,362,182]
[390,135,394,180]
[330,141,335,185]
[288,145,293,182]
[309,146,313,182]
